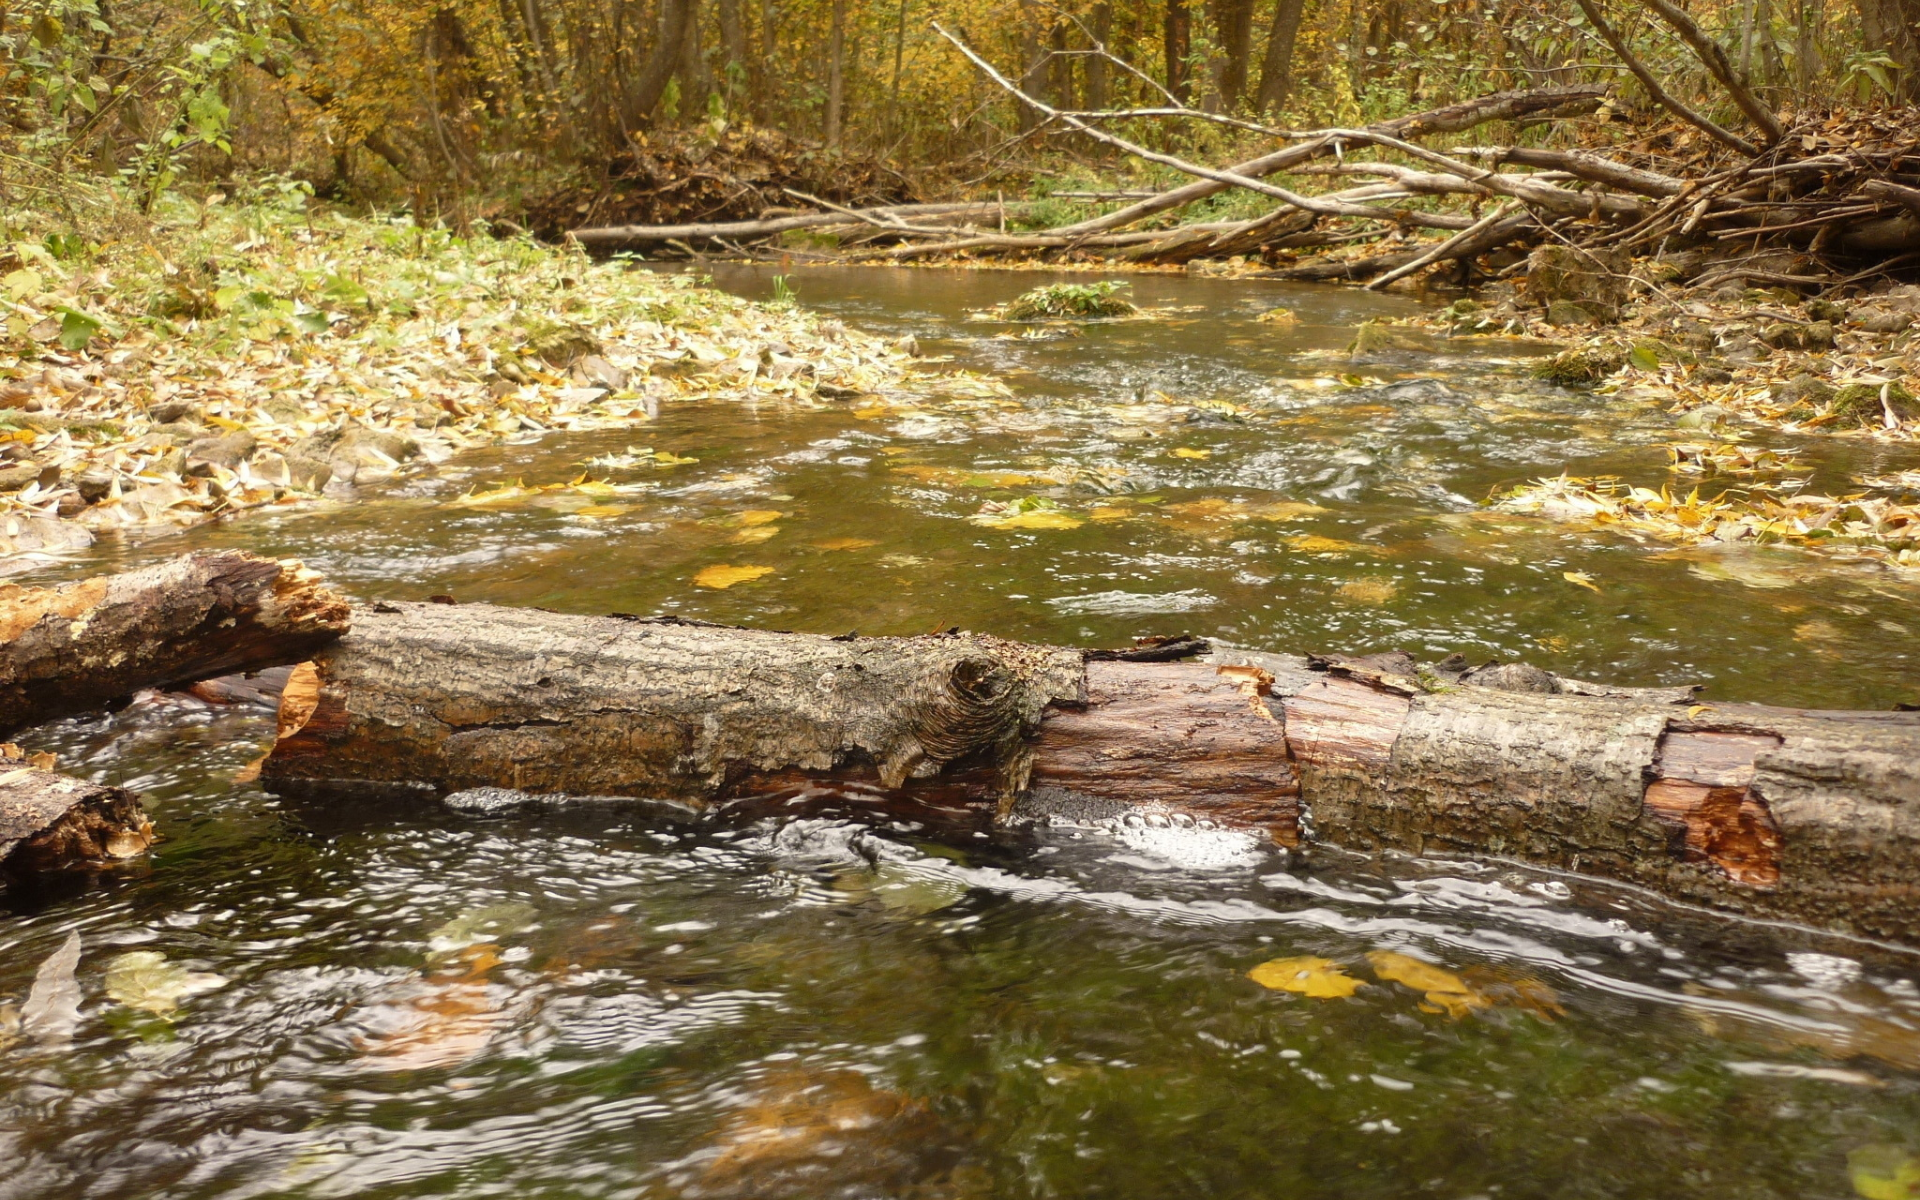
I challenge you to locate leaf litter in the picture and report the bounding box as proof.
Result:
[0,199,936,569]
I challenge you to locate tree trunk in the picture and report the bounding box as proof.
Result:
[1207,0,1255,109]
[263,603,1920,948]
[0,552,349,736]
[1163,0,1192,104]
[1254,0,1306,112]
[0,766,151,877]
[1853,0,1920,98]
[623,0,694,130]
[1085,1,1112,110]
[825,0,848,145]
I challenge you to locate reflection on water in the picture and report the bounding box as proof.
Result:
[2,266,1918,1199]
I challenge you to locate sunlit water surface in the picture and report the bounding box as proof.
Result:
[3,266,1919,1199]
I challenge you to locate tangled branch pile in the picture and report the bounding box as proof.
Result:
[570,11,1920,301]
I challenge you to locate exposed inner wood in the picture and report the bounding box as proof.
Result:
[1029,661,1301,845]
[1643,730,1786,888]
[0,766,152,874]
[1279,674,1412,772]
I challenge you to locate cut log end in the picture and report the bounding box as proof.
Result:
[0,767,152,875]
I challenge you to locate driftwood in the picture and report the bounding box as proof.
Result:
[0,765,150,876]
[263,602,1920,947]
[566,85,1605,264]
[0,551,351,735]
[568,202,1026,251]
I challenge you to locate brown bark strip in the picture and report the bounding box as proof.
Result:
[0,551,351,735]
[0,766,151,875]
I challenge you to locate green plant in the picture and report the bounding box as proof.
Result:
[770,275,799,306]
[1841,51,1903,102]
[997,280,1136,321]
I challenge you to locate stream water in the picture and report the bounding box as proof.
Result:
[3,266,1919,1199]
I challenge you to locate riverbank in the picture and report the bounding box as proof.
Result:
[0,192,929,569]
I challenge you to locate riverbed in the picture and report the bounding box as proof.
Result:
[2,265,1917,1199]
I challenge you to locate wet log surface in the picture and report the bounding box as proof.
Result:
[264,602,1920,946]
[0,551,351,735]
[0,767,151,875]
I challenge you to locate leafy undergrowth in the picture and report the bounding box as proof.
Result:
[1494,474,1920,573]
[987,280,1138,321]
[0,186,916,566]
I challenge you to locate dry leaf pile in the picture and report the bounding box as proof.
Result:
[0,195,926,571]
[1495,474,1920,572]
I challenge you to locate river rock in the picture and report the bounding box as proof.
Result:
[1857,308,1914,334]
[185,431,258,472]
[1524,245,1630,323]
[1354,378,1466,404]
[1759,321,1835,351]
[1770,373,1835,414]
[1349,321,1440,364]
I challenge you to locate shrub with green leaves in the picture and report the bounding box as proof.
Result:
[997,280,1137,321]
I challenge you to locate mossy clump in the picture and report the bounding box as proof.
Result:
[997,280,1136,320]
[1533,344,1627,386]
[1831,381,1920,428]
[1349,320,1440,362]
[1771,372,1836,422]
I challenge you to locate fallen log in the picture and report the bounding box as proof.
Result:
[0,764,151,875]
[264,603,1920,947]
[569,202,1025,250]
[0,551,351,734]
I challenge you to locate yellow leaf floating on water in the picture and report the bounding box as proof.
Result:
[1249,956,1366,999]
[814,537,877,551]
[1286,534,1370,555]
[1337,578,1398,604]
[729,525,781,544]
[1171,447,1212,460]
[1563,570,1601,592]
[1367,950,1489,1020]
[1849,1145,1920,1200]
[572,504,630,519]
[654,450,699,466]
[694,564,775,589]
[735,509,785,526]
[104,951,227,1015]
[989,510,1083,530]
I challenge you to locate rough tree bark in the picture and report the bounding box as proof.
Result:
[623,0,694,131]
[0,551,351,735]
[1254,0,1307,113]
[264,604,1920,947]
[0,766,151,876]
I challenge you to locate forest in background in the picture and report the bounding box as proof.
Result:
[2,0,1916,226]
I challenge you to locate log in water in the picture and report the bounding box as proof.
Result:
[0,550,351,735]
[263,601,1920,946]
[0,765,150,875]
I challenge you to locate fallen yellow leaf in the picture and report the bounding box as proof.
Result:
[991,510,1082,530]
[814,537,877,551]
[729,525,780,544]
[1171,447,1212,460]
[1249,956,1365,998]
[573,504,630,519]
[1367,950,1489,1020]
[1337,578,1398,604]
[1563,570,1601,592]
[694,564,775,589]
[1286,534,1370,555]
[654,451,699,465]
[735,509,785,526]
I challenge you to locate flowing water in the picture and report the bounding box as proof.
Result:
[3,266,1920,1199]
